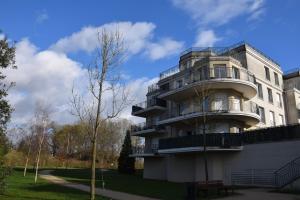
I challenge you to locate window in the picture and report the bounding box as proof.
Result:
[214,65,227,78]
[257,83,263,99]
[269,111,275,126]
[267,88,273,103]
[259,106,265,123]
[231,98,241,111]
[199,66,208,80]
[232,67,240,79]
[264,66,270,81]
[201,97,209,112]
[176,79,183,88]
[279,115,284,125]
[213,94,227,111]
[276,93,282,107]
[274,72,279,86]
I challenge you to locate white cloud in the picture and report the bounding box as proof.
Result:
[51,22,156,55]
[4,21,184,125]
[5,38,157,125]
[118,77,159,123]
[36,9,49,24]
[194,30,221,47]
[5,39,87,125]
[172,0,265,26]
[50,21,184,60]
[146,38,184,60]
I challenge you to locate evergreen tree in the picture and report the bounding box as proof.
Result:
[118,130,135,174]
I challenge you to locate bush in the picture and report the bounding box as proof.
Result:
[0,161,12,194]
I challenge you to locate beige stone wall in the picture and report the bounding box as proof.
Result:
[244,47,285,128]
[284,88,300,124]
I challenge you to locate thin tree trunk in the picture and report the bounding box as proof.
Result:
[24,144,32,177]
[90,137,97,200]
[35,126,45,183]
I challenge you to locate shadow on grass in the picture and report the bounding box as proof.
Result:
[24,183,88,195]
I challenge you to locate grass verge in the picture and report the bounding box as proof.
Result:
[0,168,108,200]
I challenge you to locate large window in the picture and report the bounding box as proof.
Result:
[176,79,183,88]
[276,93,282,107]
[257,82,263,99]
[279,114,284,125]
[213,94,228,111]
[259,106,266,123]
[269,111,275,126]
[267,88,273,103]
[264,66,270,81]
[232,67,240,79]
[214,65,227,78]
[199,66,209,80]
[274,72,279,86]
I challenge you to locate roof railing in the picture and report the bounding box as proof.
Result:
[159,65,179,80]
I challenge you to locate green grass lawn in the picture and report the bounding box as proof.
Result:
[51,168,186,200]
[0,168,108,200]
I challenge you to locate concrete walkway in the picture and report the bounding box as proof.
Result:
[39,170,159,200]
[223,188,300,200]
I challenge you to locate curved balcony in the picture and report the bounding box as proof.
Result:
[130,144,159,157]
[158,133,243,154]
[158,67,257,101]
[131,122,165,137]
[132,98,167,117]
[158,101,260,127]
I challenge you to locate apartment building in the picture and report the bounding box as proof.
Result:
[130,42,300,184]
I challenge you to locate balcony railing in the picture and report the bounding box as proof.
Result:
[148,83,160,93]
[131,122,155,133]
[159,65,179,80]
[161,66,255,93]
[132,98,167,113]
[132,144,158,155]
[160,100,259,121]
[159,133,243,150]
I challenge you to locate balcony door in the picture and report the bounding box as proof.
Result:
[213,94,228,111]
[231,98,241,111]
[214,65,227,78]
[232,67,240,79]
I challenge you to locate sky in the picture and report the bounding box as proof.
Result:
[0,0,300,126]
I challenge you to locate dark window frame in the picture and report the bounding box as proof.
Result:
[267,88,273,103]
[274,72,279,86]
[257,82,263,99]
[264,66,270,81]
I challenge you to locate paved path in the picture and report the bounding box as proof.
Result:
[39,170,159,200]
[223,188,300,200]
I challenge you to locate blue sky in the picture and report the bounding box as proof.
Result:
[1,0,300,124]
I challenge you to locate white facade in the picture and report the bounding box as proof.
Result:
[131,42,300,185]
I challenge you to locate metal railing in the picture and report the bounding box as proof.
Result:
[242,124,300,144]
[274,156,300,188]
[161,66,256,92]
[131,122,155,133]
[148,83,160,93]
[159,133,243,150]
[132,98,167,113]
[160,100,259,121]
[232,169,276,187]
[132,144,158,155]
[159,65,179,80]
[180,41,280,66]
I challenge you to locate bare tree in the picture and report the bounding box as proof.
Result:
[33,103,52,183]
[71,29,131,200]
[23,125,34,177]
